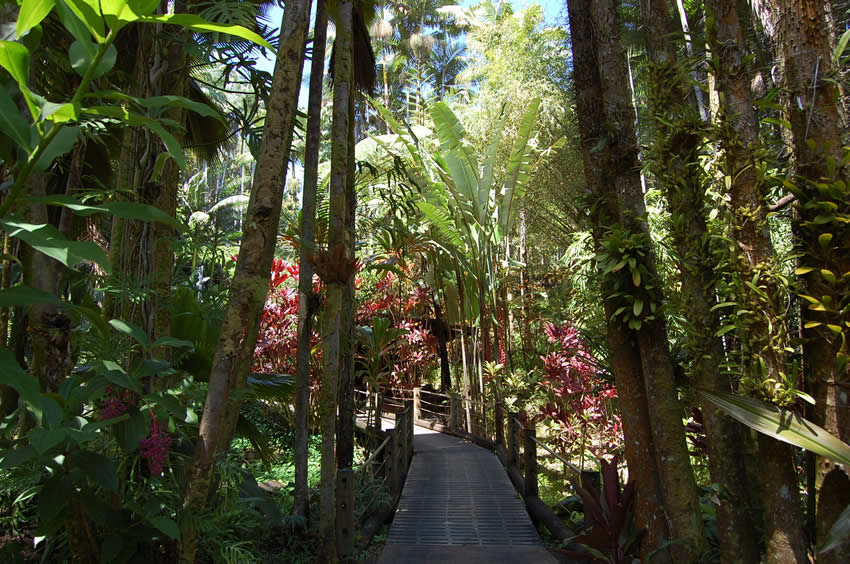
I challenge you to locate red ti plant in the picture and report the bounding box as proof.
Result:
[252,259,322,377]
[537,322,622,464]
[573,456,645,563]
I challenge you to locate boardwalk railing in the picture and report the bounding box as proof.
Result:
[407,387,600,543]
[345,392,414,556]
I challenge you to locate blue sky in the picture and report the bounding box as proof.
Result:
[255,1,565,75]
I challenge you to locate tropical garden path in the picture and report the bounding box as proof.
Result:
[376,423,558,564]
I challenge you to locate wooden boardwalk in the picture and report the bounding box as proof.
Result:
[377,424,557,563]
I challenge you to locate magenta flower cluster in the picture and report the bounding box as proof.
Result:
[139,413,171,476]
[100,386,138,420]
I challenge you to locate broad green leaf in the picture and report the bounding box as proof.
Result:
[69,40,116,78]
[820,503,850,553]
[109,319,150,350]
[149,516,179,539]
[715,324,737,337]
[0,445,39,469]
[0,41,30,86]
[150,336,194,350]
[1,219,110,273]
[25,195,183,230]
[0,87,34,151]
[63,0,105,41]
[140,14,274,52]
[84,106,185,169]
[0,346,41,418]
[99,360,142,394]
[99,0,137,31]
[821,269,838,284]
[40,396,63,427]
[795,266,816,275]
[113,409,147,452]
[499,98,540,233]
[16,0,56,38]
[27,427,69,454]
[73,451,119,491]
[34,125,81,171]
[104,202,184,229]
[701,390,850,466]
[0,285,61,307]
[40,102,79,123]
[141,95,225,121]
[633,299,644,317]
[54,0,93,44]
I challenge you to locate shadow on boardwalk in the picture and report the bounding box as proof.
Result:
[376,426,560,563]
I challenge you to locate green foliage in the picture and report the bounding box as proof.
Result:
[598,227,661,330]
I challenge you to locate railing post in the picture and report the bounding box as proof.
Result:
[450,394,460,431]
[507,412,519,467]
[388,432,399,498]
[405,400,414,465]
[413,387,422,423]
[523,426,540,528]
[336,468,355,558]
[374,392,382,432]
[495,402,504,446]
[581,470,602,529]
[523,427,539,498]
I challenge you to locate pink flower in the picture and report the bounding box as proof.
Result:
[139,413,171,476]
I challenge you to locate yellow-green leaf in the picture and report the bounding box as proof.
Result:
[16,0,56,38]
[821,269,837,284]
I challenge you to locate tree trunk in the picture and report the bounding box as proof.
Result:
[178,0,312,560]
[642,0,761,560]
[434,300,451,392]
[566,0,670,557]
[777,1,850,560]
[589,0,705,557]
[335,69,357,555]
[703,1,804,561]
[293,0,328,521]
[114,18,187,365]
[320,1,353,559]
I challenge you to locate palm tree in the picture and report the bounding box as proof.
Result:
[426,32,467,99]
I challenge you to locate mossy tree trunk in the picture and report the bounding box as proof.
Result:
[585,0,705,558]
[778,1,850,560]
[566,0,671,558]
[642,0,760,560]
[178,0,312,560]
[113,11,187,368]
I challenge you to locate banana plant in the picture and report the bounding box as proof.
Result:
[366,96,562,407]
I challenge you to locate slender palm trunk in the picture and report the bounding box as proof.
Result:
[293,0,329,521]
[178,0,312,560]
[319,2,353,559]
